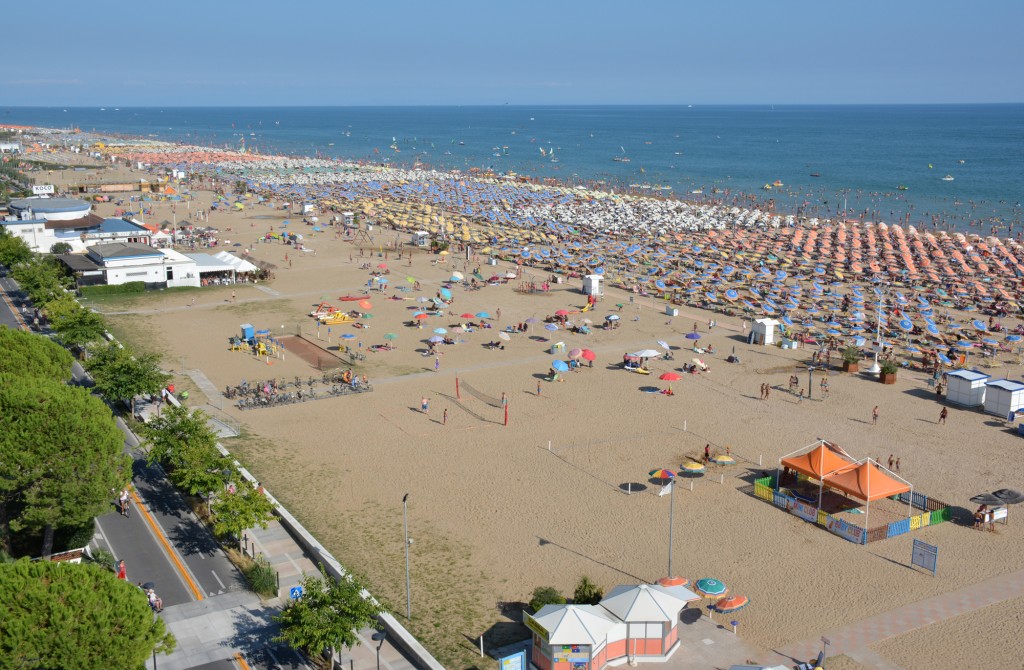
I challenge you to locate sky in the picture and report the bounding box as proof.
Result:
[6,0,1024,106]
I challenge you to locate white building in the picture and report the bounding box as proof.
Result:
[60,243,199,288]
[2,197,151,253]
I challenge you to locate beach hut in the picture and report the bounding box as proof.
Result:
[983,378,1024,417]
[582,274,604,297]
[598,584,696,661]
[945,369,990,408]
[522,583,699,670]
[525,605,620,670]
[748,318,780,346]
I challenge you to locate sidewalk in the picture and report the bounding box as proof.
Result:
[767,566,1024,667]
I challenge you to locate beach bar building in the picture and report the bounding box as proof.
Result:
[983,379,1024,418]
[524,584,699,670]
[945,369,990,408]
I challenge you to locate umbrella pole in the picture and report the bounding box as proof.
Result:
[668,480,675,577]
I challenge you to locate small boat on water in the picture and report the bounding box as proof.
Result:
[942,175,955,181]
[762,184,772,190]
[897,185,909,191]
[809,172,821,178]
[773,180,784,187]
[612,156,630,163]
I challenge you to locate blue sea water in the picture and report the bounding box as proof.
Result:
[5,105,1023,233]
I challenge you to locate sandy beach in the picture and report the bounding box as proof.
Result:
[54,159,1024,669]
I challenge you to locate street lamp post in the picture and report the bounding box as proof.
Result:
[807,366,814,400]
[866,297,883,375]
[402,493,412,620]
[667,476,676,577]
[371,630,387,670]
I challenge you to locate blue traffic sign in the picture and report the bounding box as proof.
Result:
[290,586,304,599]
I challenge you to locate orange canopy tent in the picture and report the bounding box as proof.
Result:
[780,441,857,480]
[824,461,911,501]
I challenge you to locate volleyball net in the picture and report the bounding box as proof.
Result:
[456,376,508,425]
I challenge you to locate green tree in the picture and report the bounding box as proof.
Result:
[0,326,73,380]
[86,344,169,415]
[49,241,73,254]
[0,375,130,557]
[0,559,175,669]
[141,406,231,503]
[529,586,566,613]
[274,568,382,667]
[0,230,32,268]
[572,575,604,605]
[50,304,107,348]
[210,479,276,539]
[11,256,70,306]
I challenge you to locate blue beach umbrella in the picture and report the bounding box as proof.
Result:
[725,289,739,301]
[551,360,569,372]
[972,319,988,332]
[544,323,559,332]
[898,318,914,332]
[433,327,447,335]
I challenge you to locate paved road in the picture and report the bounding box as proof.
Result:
[0,274,29,329]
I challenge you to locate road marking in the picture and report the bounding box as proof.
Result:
[131,489,204,601]
[211,569,226,591]
[234,652,252,670]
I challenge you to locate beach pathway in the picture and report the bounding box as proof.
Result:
[767,565,1024,667]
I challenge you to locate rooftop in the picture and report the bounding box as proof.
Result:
[8,197,90,214]
[87,242,163,261]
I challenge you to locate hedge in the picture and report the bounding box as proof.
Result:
[80,282,146,297]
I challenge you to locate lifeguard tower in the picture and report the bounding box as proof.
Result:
[582,274,604,297]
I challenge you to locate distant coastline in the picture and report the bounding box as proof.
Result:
[7,104,1023,234]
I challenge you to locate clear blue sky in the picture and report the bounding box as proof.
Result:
[7,0,1024,106]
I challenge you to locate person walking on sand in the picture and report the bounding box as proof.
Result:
[895,457,901,472]
[421,397,429,414]
[872,405,880,425]
[537,380,542,397]
[939,407,948,424]
[434,357,440,373]
[443,408,448,425]
[798,388,805,403]
[704,444,711,462]
[231,290,236,302]
[888,454,895,470]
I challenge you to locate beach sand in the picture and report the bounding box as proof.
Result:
[82,179,1024,670]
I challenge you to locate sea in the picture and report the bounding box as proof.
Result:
[5,105,1023,234]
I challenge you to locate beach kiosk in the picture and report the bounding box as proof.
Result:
[582,274,604,297]
[410,230,431,248]
[983,378,1024,417]
[524,584,699,670]
[748,318,780,346]
[945,369,990,408]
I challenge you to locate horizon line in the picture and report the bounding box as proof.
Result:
[4,102,1024,109]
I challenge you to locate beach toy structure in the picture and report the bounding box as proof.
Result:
[753,439,951,545]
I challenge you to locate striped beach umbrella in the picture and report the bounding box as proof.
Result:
[713,595,749,613]
[694,578,728,598]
